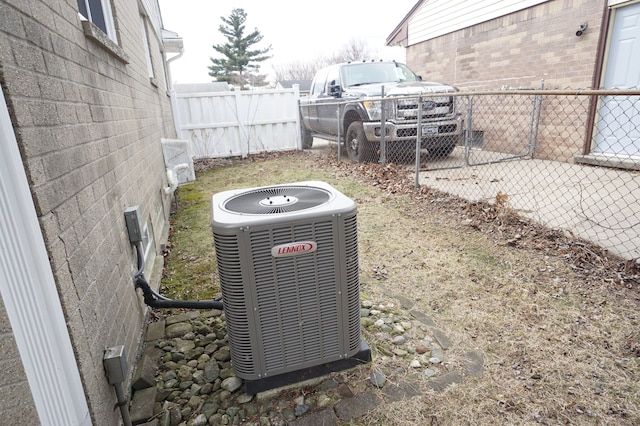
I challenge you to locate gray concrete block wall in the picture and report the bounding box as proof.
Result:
[406,0,604,161]
[0,0,175,423]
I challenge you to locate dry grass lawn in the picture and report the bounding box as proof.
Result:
[160,150,640,425]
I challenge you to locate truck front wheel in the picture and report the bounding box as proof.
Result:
[346,121,378,163]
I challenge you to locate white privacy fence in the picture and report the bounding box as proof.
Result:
[170,85,302,159]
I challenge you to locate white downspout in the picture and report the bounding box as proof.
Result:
[0,90,91,425]
[163,163,190,195]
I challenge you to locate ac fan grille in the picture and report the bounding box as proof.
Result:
[223,185,331,215]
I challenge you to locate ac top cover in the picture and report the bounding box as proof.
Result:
[211,181,361,380]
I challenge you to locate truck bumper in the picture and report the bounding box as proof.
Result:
[362,114,463,143]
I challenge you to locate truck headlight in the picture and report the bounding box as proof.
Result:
[362,100,382,120]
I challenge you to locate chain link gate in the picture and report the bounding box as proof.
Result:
[323,90,640,260]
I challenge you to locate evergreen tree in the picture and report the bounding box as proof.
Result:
[208,8,272,89]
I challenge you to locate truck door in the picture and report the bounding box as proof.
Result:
[316,66,342,135]
[304,68,329,133]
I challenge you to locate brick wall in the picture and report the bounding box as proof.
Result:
[405,0,605,161]
[0,0,174,422]
[407,0,604,90]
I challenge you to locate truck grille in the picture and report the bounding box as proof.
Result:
[393,96,455,122]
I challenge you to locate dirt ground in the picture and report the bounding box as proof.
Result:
[165,150,640,425]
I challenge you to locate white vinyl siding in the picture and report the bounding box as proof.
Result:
[408,0,551,45]
[139,0,163,39]
[609,0,640,7]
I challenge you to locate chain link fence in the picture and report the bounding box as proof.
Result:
[327,90,640,260]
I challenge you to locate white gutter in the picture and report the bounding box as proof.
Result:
[0,89,92,425]
[162,28,184,89]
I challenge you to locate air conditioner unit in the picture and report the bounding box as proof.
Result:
[211,181,369,393]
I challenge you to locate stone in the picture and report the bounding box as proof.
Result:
[319,379,338,391]
[213,347,231,362]
[415,344,429,354]
[392,335,406,345]
[393,348,408,357]
[425,371,462,392]
[295,404,310,416]
[236,393,253,404]
[221,376,242,393]
[393,324,405,334]
[288,408,339,426]
[165,322,194,338]
[336,384,354,398]
[145,320,166,341]
[432,348,446,362]
[165,311,200,325]
[130,387,157,424]
[316,393,332,407]
[203,359,220,383]
[410,359,421,368]
[382,382,421,403]
[187,395,202,409]
[423,368,437,378]
[132,347,162,390]
[370,371,387,388]
[187,413,207,426]
[409,309,436,327]
[431,328,453,350]
[463,351,485,377]
[334,391,381,421]
[173,338,196,353]
[192,370,205,384]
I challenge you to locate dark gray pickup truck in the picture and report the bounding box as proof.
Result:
[299,61,463,162]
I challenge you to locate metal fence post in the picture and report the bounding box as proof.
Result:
[465,95,474,166]
[529,80,544,159]
[337,107,341,160]
[379,86,386,165]
[415,95,423,189]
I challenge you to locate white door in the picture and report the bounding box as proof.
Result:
[595,2,640,156]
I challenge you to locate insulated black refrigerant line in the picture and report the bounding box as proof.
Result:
[133,241,224,310]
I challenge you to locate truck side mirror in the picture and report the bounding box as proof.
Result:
[328,81,342,97]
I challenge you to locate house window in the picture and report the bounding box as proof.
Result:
[77,0,117,43]
[140,16,155,80]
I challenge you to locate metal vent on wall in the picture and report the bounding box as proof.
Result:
[211,181,363,381]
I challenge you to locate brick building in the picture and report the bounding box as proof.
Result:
[0,0,182,423]
[387,0,640,166]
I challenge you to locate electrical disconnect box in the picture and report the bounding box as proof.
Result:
[124,206,143,243]
[103,346,128,385]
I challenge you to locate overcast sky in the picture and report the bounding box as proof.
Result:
[158,0,418,84]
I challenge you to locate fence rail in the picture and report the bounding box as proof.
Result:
[325,90,640,260]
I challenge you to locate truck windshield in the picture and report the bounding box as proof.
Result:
[342,62,419,87]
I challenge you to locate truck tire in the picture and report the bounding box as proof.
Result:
[301,126,314,149]
[346,121,378,163]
